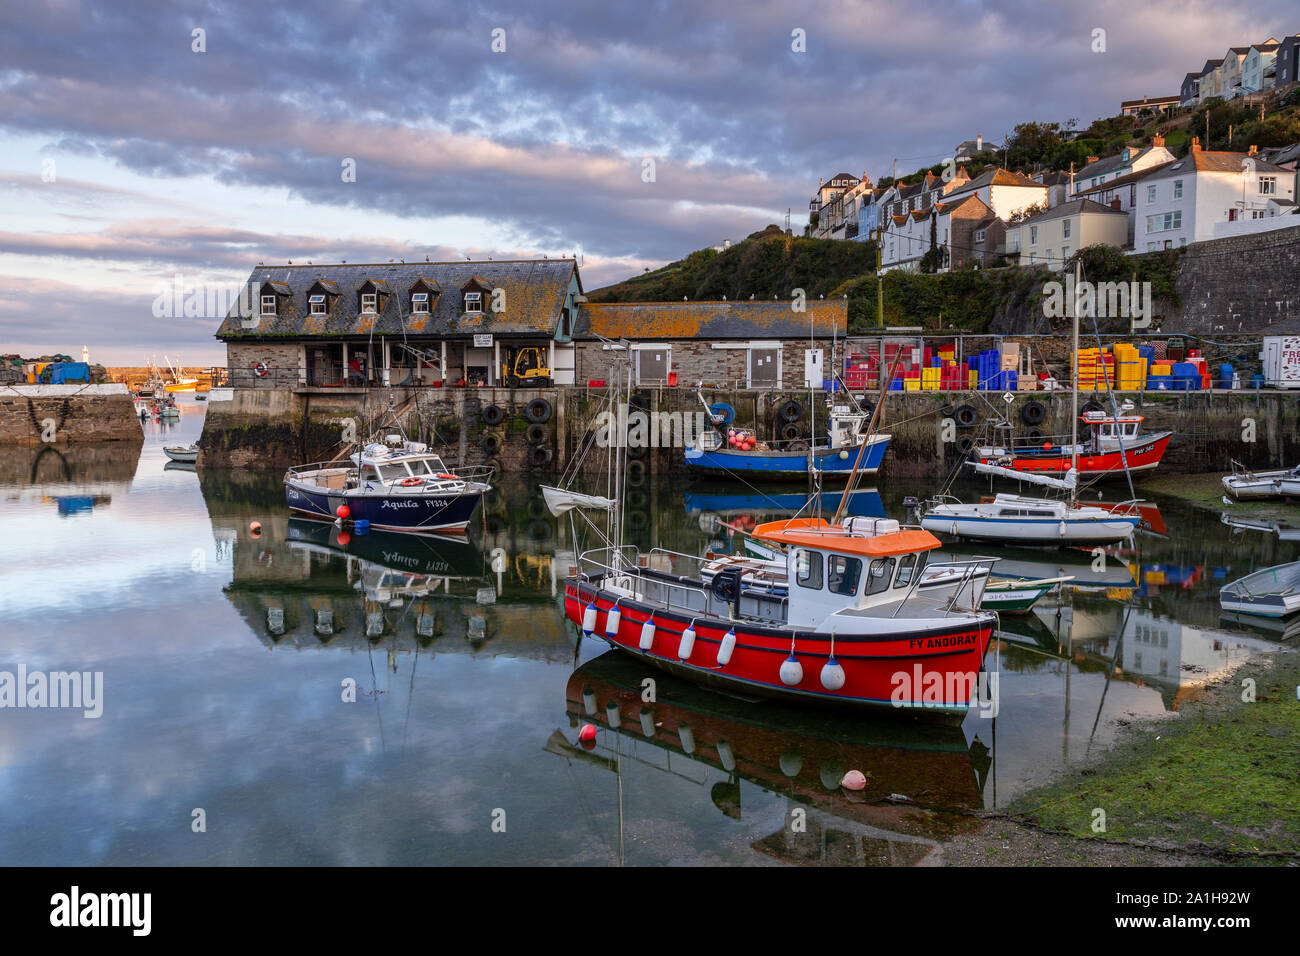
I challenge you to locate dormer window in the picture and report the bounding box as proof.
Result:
[361,293,378,314]
[412,292,429,314]
[309,295,326,315]
[261,295,277,316]
[464,292,482,314]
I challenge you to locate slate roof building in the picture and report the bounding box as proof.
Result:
[571,300,848,389]
[215,259,583,388]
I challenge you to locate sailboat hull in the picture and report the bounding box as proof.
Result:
[565,580,995,714]
[920,512,1139,545]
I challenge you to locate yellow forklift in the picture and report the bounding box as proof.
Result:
[500,345,551,387]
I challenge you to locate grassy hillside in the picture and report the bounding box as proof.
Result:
[587,225,878,303]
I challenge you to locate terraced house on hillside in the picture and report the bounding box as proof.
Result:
[214,259,583,388]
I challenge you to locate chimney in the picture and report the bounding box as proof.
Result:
[1248,144,1258,156]
[1191,137,1202,152]
[1152,133,1165,147]
[1086,156,1099,164]
[976,135,983,150]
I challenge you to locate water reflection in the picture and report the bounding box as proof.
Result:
[0,411,1296,863]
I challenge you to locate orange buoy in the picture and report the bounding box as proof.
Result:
[336,504,350,519]
[249,521,262,537]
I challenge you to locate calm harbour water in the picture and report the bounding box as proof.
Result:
[1,396,1295,866]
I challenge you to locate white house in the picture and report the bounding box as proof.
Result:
[1069,140,1175,198]
[1133,140,1297,251]
[1241,41,1281,94]
[940,166,1047,220]
[1008,199,1129,269]
[1218,45,1253,99]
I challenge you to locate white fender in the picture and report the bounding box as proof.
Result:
[678,723,696,755]
[779,749,803,778]
[716,628,737,666]
[779,654,803,687]
[605,701,621,729]
[678,623,696,660]
[717,738,736,772]
[605,604,622,637]
[638,708,655,738]
[639,617,655,651]
[582,688,598,716]
[582,602,597,635]
[820,656,846,691]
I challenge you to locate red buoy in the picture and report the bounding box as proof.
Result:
[578,723,596,742]
[1043,441,1052,450]
[336,531,351,547]
[336,504,351,519]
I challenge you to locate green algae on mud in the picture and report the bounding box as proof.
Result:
[1007,649,1300,859]
[1144,472,1300,522]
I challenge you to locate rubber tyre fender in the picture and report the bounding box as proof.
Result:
[530,445,553,468]
[482,404,505,427]
[781,423,800,441]
[1080,400,1104,415]
[778,399,804,423]
[525,398,552,424]
[1021,400,1046,426]
[626,510,648,532]
[626,440,648,460]
[626,489,649,512]
[955,404,979,428]
[480,433,501,456]
[626,459,647,485]
[527,519,552,542]
[1024,427,1045,441]
[525,423,548,445]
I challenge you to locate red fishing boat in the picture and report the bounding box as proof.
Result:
[973,406,1171,478]
[563,517,998,714]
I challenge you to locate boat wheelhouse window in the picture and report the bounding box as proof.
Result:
[894,553,917,587]
[360,465,379,481]
[795,549,823,590]
[866,557,896,595]
[376,463,408,481]
[827,554,863,596]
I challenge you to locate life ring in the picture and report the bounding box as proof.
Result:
[400,477,424,487]
[437,473,457,480]
[955,404,979,428]
[526,423,548,445]
[253,362,268,378]
[530,445,553,468]
[781,423,800,442]
[525,398,552,424]
[1022,400,1046,425]
[778,399,804,423]
[480,434,501,456]
[482,404,505,426]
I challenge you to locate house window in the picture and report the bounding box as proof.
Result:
[309,294,325,315]
[974,229,986,243]
[1010,232,1020,252]
[1145,211,1182,232]
[1147,242,1157,251]
[1062,219,1071,239]
[1061,245,1070,261]
[412,292,429,314]
[261,295,276,316]
[1259,176,1277,195]
[1030,226,1038,244]
[1147,184,1157,203]
[464,292,482,313]
[361,293,378,314]
[1173,179,1183,199]
[635,345,671,385]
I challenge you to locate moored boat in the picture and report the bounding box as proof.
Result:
[566,517,998,713]
[1222,460,1300,500]
[163,443,198,463]
[972,404,1171,479]
[1219,561,1300,619]
[284,434,492,534]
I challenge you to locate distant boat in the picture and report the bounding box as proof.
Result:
[163,444,198,463]
[1222,460,1300,500]
[1220,561,1300,619]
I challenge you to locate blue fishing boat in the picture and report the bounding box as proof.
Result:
[685,405,890,479]
[284,435,493,534]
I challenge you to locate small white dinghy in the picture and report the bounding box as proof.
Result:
[163,444,198,463]
[1220,561,1300,619]
[1221,460,1300,500]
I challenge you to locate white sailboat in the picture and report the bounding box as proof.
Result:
[1222,460,1300,500]
[917,261,1141,547]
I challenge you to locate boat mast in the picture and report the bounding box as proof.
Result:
[1070,259,1080,508]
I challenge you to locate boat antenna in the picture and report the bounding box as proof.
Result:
[1071,258,1079,507]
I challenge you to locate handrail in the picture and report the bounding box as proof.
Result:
[577,546,712,614]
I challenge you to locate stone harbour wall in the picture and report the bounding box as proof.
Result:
[0,385,143,445]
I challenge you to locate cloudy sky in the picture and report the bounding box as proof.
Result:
[2,0,1296,365]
